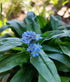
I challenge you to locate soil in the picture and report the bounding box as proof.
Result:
[7,2,70,25]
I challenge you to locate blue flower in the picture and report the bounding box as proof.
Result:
[27,43,33,52]
[32,43,42,57]
[21,31,31,44]
[27,43,42,57]
[21,31,42,44]
[21,31,36,44]
[29,31,36,39]
[21,36,26,41]
[36,34,42,41]
[33,43,42,51]
[31,50,39,57]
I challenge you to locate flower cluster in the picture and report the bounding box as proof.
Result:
[27,43,42,57]
[21,31,42,44]
[21,31,42,57]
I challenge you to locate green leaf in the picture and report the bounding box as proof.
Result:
[50,16,65,30]
[12,47,25,51]
[42,38,70,67]
[0,33,13,38]
[0,53,28,73]
[30,49,61,82]
[0,66,20,79]
[42,45,61,53]
[37,16,47,29]
[40,21,52,33]
[38,75,47,82]
[11,65,33,82]
[24,12,41,34]
[0,25,10,33]
[55,61,70,72]
[59,42,70,57]
[65,25,70,30]
[6,20,26,36]
[42,30,70,43]
[61,76,70,82]
[47,53,70,67]
[0,38,22,52]
[42,38,70,68]
[42,30,63,42]
[58,25,70,30]
[61,30,70,37]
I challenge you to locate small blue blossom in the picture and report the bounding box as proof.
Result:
[27,43,33,52]
[31,50,39,57]
[36,34,42,41]
[31,43,42,57]
[27,43,42,57]
[33,43,42,51]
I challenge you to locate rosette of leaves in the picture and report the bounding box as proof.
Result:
[0,11,70,82]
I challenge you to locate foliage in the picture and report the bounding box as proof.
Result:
[0,0,24,21]
[52,0,69,9]
[0,3,7,27]
[7,0,24,16]
[0,11,70,82]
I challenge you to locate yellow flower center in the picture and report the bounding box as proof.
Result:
[30,47,32,49]
[36,35,38,37]
[34,52,36,54]
[23,37,24,38]
[37,46,39,48]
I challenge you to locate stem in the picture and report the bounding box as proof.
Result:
[0,3,4,26]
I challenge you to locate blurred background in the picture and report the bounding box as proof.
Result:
[0,0,70,27]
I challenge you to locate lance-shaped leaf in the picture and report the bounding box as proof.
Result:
[30,49,61,82]
[24,11,41,34]
[41,30,64,43]
[42,45,70,67]
[38,74,46,82]
[0,25,10,33]
[11,64,34,82]
[0,38,22,52]
[37,16,47,29]
[59,42,70,57]
[50,16,65,30]
[0,33,13,38]
[6,20,26,37]
[42,45,62,53]
[0,53,28,73]
[54,61,70,72]
[61,76,70,82]
[47,53,70,67]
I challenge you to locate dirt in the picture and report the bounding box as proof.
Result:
[2,1,70,24]
[7,4,70,25]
